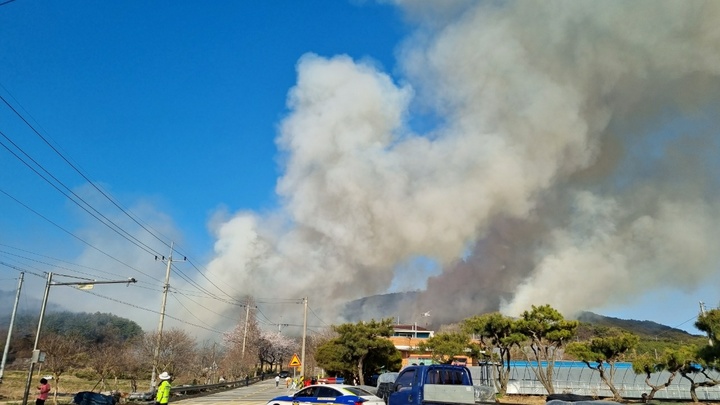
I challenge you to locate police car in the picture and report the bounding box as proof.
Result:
[266,384,384,405]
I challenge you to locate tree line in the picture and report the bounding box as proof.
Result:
[3,304,720,403]
[320,305,717,403]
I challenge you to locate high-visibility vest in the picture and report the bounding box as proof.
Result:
[156,381,171,404]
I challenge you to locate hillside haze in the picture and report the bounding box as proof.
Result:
[341,292,700,339]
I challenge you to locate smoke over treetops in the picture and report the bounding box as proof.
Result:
[202,1,720,329]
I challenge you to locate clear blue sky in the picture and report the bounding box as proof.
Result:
[1,1,719,339]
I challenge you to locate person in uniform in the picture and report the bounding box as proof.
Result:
[155,372,172,405]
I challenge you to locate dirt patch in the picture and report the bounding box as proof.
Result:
[496,395,546,404]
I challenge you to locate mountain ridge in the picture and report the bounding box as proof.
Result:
[341,292,700,339]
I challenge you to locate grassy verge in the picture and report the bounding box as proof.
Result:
[0,370,137,403]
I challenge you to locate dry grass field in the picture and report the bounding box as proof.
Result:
[0,370,136,404]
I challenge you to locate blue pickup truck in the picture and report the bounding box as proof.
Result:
[387,365,477,405]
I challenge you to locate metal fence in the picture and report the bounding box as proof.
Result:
[467,361,720,401]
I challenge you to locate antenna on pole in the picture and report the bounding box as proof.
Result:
[150,242,186,390]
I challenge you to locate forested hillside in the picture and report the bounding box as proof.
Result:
[0,311,143,360]
[577,311,699,341]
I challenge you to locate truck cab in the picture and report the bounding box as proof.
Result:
[388,364,475,405]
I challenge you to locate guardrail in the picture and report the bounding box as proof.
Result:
[126,376,265,403]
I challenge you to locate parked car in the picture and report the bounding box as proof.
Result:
[267,384,384,405]
[278,370,290,378]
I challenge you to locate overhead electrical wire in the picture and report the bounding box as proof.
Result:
[0,260,46,279]
[308,304,331,327]
[0,85,248,328]
[184,258,245,304]
[77,288,224,334]
[171,289,241,322]
[0,132,161,257]
[169,293,218,330]
[252,305,276,327]
[0,244,157,287]
[0,90,174,254]
[0,86,330,335]
[0,189,163,283]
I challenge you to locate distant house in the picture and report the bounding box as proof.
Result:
[388,324,476,367]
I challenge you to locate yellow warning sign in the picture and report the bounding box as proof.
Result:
[289,353,301,367]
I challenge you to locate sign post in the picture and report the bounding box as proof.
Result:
[289,353,301,382]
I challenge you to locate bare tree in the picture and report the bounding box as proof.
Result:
[41,333,84,404]
[145,328,197,380]
[87,339,124,392]
[221,298,261,378]
[116,336,150,393]
[190,341,221,384]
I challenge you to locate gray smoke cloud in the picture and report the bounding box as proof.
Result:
[203,0,720,330]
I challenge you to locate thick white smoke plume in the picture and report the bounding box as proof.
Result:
[204,1,720,329]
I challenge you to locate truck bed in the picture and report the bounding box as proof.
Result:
[422,384,476,404]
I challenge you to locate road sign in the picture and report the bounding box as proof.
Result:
[289,353,301,367]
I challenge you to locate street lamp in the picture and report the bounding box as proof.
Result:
[21,272,137,405]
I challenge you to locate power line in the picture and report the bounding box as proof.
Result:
[0,190,163,283]
[0,245,156,287]
[0,87,259,332]
[308,304,331,327]
[171,289,240,323]
[169,292,217,331]
[0,134,161,257]
[0,90,174,254]
[77,288,224,334]
[184,258,246,304]
[0,242,248,308]
[0,261,45,279]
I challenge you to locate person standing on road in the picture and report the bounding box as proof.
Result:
[275,374,280,387]
[156,372,172,405]
[36,377,51,405]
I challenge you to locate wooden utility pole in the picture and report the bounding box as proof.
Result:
[300,297,307,379]
[151,243,185,390]
[241,298,251,360]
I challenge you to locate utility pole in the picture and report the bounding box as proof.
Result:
[0,272,24,383]
[241,298,250,360]
[300,297,307,379]
[276,316,289,332]
[151,243,185,390]
[21,272,51,405]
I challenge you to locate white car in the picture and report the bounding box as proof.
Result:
[267,384,384,405]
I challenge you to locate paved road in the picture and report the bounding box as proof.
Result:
[174,379,294,405]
